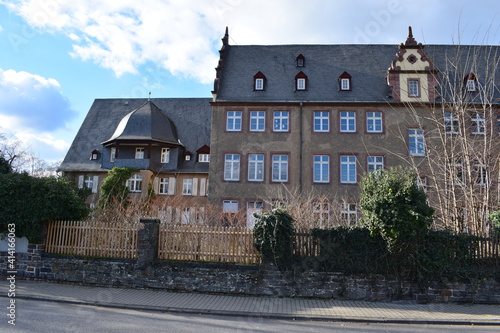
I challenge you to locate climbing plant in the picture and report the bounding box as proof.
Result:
[253,207,294,270]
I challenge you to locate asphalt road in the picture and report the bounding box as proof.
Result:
[1,299,499,333]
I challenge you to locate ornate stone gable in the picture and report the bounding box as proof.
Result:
[387,27,439,102]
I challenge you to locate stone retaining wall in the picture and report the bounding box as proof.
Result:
[1,250,499,304]
[1,218,499,304]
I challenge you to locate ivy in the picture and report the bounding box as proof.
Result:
[253,208,294,270]
[97,167,137,210]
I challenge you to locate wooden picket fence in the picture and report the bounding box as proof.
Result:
[45,220,142,259]
[158,224,260,264]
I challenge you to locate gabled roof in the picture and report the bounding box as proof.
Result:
[214,44,499,103]
[59,98,212,173]
[102,101,180,146]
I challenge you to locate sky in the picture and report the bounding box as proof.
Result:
[0,0,498,164]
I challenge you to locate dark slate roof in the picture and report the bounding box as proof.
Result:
[215,44,500,103]
[102,101,180,146]
[60,98,211,173]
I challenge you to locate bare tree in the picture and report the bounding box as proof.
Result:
[392,44,500,237]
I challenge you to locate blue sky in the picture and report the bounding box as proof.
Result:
[0,0,498,163]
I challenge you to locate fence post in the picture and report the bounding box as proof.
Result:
[137,218,160,274]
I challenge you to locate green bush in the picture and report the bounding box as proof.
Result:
[310,227,389,274]
[253,208,294,270]
[301,226,496,283]
[0,173,89,242]
[360,167,434,279]
[97,167,137,209]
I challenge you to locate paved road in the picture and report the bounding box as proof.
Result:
[2,299,500,333]
[1,280,499,326]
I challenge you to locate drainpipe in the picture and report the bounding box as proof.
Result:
[299,101,304,197]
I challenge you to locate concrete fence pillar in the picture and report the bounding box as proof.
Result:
[137,218,160,274]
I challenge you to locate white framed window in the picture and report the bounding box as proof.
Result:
[226,111,242,131]
[272,154,288,182]
[199,154,210,163]
[135,147,144,159]
[110,147,116,162]
[159,178,169,194]
[246,201,263,228]
[474,161,487,186]
[366,112,383,133]
[340,155,357,183]
[84,176,93,189]
[448,158,464,185]
[444,113,459,134]
[224,154,240,181]
[313,202,330,228]
[223,200,238,213]
[182,179,193,195]
[341,203,358,226]
[127,174,142,193]
[296,54,305,67]
[340,111,356,132]
[340,78,350,90]
[417,176,428,190]
[248,154,264,182]
[273,111,289,132]
[408,129,425,156]
[471,113,485,134]
[367,156,384,173]
[313,111,329,132]
[313,155,329,183]
[296,78,306,90]
[161,148,170,163]
[255,78,264,91]
[408,79,420,97]
[250,111,265,132]
[467,79,476,92]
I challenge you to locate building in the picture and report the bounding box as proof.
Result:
[209,27,500,231]
[59,98,212,220]
[60,27,499,234]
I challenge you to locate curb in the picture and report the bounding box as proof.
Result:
[3,294,500,326]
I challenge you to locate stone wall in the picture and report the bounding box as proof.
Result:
[1,251,499,304]
[1,218,499,304]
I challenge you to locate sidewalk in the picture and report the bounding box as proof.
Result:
[1,279,499,325]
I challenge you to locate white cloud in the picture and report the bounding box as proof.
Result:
[0,68,75,162]
[1,0,498,83]
[0,24,3,32]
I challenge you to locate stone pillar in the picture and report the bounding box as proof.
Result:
[137,218,160,274]
[25,244,45,278]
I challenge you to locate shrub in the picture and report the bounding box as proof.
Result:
[97,167,137,210]
[253,208,294,270]
[310,227,389,274]
[0,173,89,242]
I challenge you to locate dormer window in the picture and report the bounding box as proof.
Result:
[295,71,307,91]
[90,149,100,160]
[338,72,352,91]
[199,154,210,163]
[408,79,420,97]
[467,80,476,91]
[296,54,305,67]
[465,73,477,92]
[196,145,211,163]
[185,151,192,161]
[253,71,266,91]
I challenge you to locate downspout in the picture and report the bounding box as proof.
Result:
[299,101,304,197]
